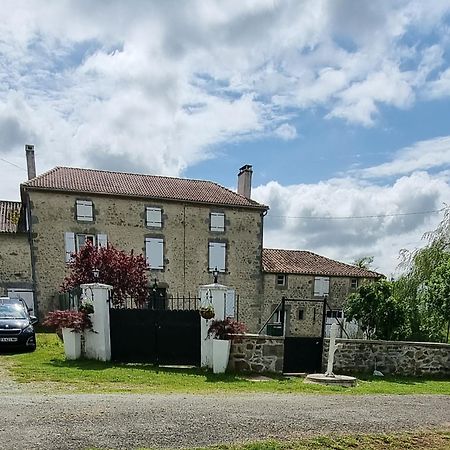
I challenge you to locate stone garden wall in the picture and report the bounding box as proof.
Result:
[323,338,450,376]
[228,334,284,373]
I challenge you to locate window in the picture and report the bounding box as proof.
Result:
[145,238,164,270]
[276,274,286,286]
[76,200,93,222]
[210,212,225,232]
[274,307,284,323]
[146,207,162,228]
[314,276,330,297]
[64,232,108,262]
[351,278,358,289]
[326,310,343,319]
[208,242,226,272]
[298,308,304,320]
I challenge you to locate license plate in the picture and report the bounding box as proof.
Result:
[0,337,18,342]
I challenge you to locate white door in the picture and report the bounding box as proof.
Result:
[7,289,35,315]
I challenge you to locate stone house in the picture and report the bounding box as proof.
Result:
[20,163,268,330]
[261,248,382,337]
[0,200,34,312]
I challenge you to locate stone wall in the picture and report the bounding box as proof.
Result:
[323,338,450,376]
[25,190,265,328]
[0,232,33,295]
[228,334,284,373]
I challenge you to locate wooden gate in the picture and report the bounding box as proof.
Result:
[109,295,201,366]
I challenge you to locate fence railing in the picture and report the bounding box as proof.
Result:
[110,292,201,311]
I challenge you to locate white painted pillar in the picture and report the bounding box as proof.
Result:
[199,283,228,369]
[325,322,341,377]
[81,283,113,361]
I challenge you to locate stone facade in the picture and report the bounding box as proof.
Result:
[228,334,284,373]
[261,273,370,337]
[25,190,265,329]
[323,338,450,376]
[0,232,33,295]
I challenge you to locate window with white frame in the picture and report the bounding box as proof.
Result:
[210,212,225,232]
[351,278,358,289]
[314,276,330,297]
[64,232,108,262]
[276,274,286,286]
[76,200,93,222]
[145,237,164,270]
[208,241,226,272]
[146,207,162,228]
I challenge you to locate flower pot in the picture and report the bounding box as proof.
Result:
[199,308,215,320]
[62,327,82,360]
[212,339,231,374]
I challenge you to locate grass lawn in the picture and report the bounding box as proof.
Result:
[2,333,450,395]
[195,431,450,450]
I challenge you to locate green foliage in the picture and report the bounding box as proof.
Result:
[346,281,407,340]
[394,207,450,342]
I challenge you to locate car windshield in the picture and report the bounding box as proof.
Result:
[0,304,27,319]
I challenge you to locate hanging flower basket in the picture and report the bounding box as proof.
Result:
[199,305,215,320]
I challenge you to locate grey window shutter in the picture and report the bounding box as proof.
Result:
[97,234,108,248]
[76,200,93,221]
[225,289,235,318]
[209,242,226,272]
[146,207,162,227]
[145,238,164,269]
[65,232,76,262]
[210,213,225,231]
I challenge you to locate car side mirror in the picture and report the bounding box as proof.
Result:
[30,316,38,325]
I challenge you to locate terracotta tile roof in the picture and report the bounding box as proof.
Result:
[262,248,382,278]
[0,201,22,233]
[22,167,268,210]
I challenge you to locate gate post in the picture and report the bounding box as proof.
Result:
[81,283,113,361]
[198,283,229,369]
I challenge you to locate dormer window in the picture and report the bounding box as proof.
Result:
[210,212,225,232]
[76,200,93,222]
[146,207,162,228]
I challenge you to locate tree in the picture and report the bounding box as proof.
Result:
[395,206,450,342]
[345,280,407,340]
[62,242,148,306]
[353,256,374,270]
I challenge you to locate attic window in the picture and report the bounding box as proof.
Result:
[276,274,286,286]
[76,200,93,222]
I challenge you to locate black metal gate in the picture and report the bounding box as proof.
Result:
[109,294,201,366]
[280,297,327,374]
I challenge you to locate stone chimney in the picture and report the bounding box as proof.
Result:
[237,164,253,199]
[25,144,36,180]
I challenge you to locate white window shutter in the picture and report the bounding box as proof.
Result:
[210,213,225,231]
[209,242,226,272]
[97,234,108,248]
[323,277,330,296]
[146,238,164,269]
[225,289,235,318]
[76,200,93,221]
[314,277,321,296]
[146,207,162,227]
[65,232,76,262]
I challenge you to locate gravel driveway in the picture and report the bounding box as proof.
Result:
[0,393,449,449]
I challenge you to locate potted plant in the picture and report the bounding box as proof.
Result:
[199,304,215,320]
[207,318,247,374]
[43,310,93,359]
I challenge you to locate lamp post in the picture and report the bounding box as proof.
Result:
[92,268,99,281]
[212,267,219,284]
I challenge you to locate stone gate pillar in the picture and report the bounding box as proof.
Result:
[198,283,229,368]
[81,283,113,361]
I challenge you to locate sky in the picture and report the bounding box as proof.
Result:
[1,0,450,277]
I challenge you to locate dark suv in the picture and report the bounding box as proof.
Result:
[0,297,37,352]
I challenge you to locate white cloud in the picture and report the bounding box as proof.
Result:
[253,171,450,276]
[274,123,297,141]
[358,136,450,178]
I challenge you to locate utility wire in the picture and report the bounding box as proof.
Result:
[0,157,26,171]
[267,208,444,220]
